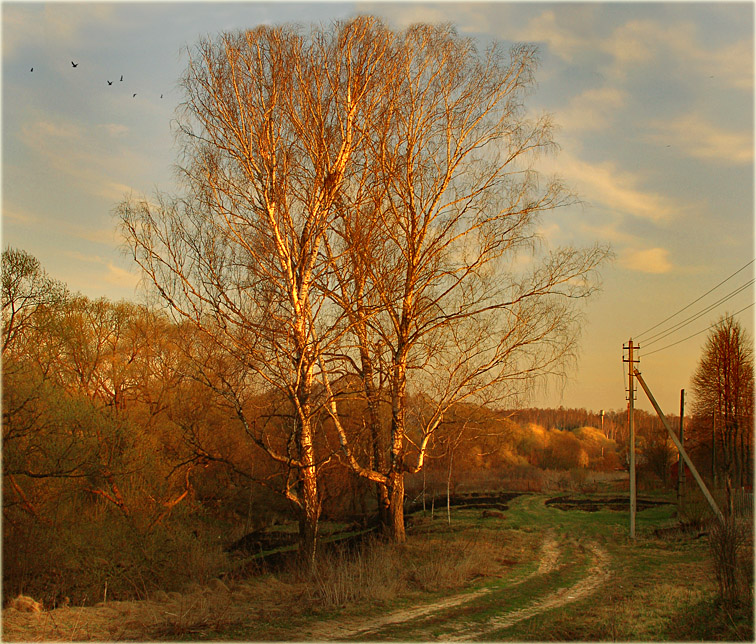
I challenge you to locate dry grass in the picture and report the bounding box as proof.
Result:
[302,531,507,611]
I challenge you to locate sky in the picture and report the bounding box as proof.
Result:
[2,1,754,417]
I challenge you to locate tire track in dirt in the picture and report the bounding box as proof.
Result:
[443,541,611,641]
[297,532,561,641]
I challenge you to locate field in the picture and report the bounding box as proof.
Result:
[4,489,753,641]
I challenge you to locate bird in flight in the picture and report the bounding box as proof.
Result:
[71,61,78,68]
[107,80,113,85]
[132,93,137,98]
[120,75,124,81]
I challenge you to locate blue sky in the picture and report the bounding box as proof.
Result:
[2,2,754,415]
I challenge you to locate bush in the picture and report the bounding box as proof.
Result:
[709,514,752,608]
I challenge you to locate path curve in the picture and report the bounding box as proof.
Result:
[298,533,562,641]
[443,541,611,640]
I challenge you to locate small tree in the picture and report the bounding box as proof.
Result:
[691,315,754,488]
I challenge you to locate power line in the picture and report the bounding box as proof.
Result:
[642,278,754,347]
[635,258,755,340]
[642,302,755,357]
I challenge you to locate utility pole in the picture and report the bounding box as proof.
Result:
[712,411,717,487]
[677,389,685,513]
[634,369,724,524]
[624,339,639,539]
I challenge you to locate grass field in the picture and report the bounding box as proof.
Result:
[4,490,753,641]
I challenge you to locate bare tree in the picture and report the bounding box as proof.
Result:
[118,17,395,567]
[2,247,66,358]
[691,315,754,488]
[323,24,609,541]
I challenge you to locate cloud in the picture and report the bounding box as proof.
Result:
[557,87,627,133]
[516,9,591,63]
[2,205,39,225]
[600,19,666,67]
[515,10,752,93]
[646,113,753,165]
[601,18,753,92]
[42,4,118,47]
[619,247,672,274]
[19,116,158,205]
[97,124,130,138]
[541,151,678,222]
[102,262,141,290]
[2,5,44,58]
[64,252,140,291]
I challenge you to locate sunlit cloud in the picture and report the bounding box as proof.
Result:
[646,113,753,165]
[601,18,753,91]
[97,124,130,138]
[96,180,140,203]
[557,87,627,133]
[102,262,140,290]
[619,247,673,274]
[601,19,659,66]
[514,11,752,93]
[42,3,118,47]
[2,205,39,225]
[2,5,44,58]
[19,117,161,206]
[64,252,140,291]
[516,9,589,63]
[541,152,678,222]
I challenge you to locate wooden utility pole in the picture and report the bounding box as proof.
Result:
[634,369,724,524]
[624,340,639,539]
[677,389,685,513]
[711,411,717,487]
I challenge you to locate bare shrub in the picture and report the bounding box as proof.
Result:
[405,537,498,592]
[709,514,751,608]
[309,539,403,608]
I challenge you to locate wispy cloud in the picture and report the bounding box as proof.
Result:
[516,10,752,93]
[541,152,679,222]
[557,87,627,133]
[619,247,673,274]
[97,123,130,138]
[601,18,753,92]
[2,5,44,58]
[2,205,39,225]
[520,10,595,63]
[646,113,753,165]
[19,117,154,204]
[42,3,118,48]
[64,251,140,292]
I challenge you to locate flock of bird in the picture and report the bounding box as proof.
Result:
[30,60,163,100]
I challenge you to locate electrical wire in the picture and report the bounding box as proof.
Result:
[634,258,755,340]
[642,278,754,347]
[642,301,755,357]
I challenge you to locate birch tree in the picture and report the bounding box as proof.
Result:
[118,17,393,567]
[324,24,609,541]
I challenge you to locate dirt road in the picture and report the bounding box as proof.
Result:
[298,531,610,641]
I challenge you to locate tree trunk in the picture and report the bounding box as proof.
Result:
[386,472,406,542]
[295,355,321,571]
[297,436,320,570]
